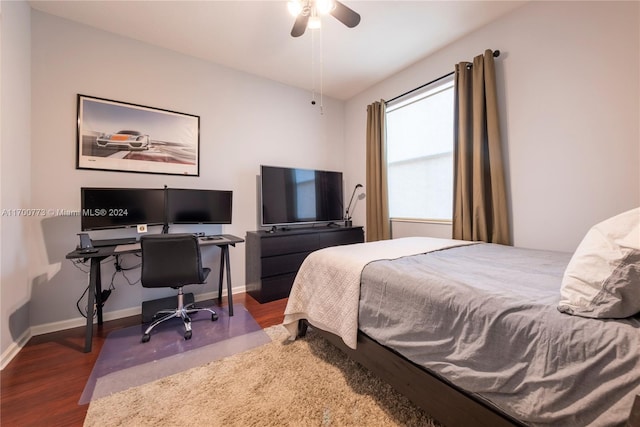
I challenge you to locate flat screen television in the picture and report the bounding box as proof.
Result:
[81,187,165,231]
[167,188,233,224]
[260,165,343,227]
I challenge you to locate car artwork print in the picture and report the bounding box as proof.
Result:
[96,130,150,151]
[76,95,200,176]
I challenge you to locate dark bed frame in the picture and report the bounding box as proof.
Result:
[298,320,640,427]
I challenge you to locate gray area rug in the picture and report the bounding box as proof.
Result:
[84,325,439,426]
[80,304,270,404]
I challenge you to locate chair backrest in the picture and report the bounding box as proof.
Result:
[140,233,207,288]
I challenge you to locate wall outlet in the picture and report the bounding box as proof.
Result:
[137,224,148,233]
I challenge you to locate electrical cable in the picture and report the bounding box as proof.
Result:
[70,258,90,274]
[75,285,91,318]
[73,256,112,317]
[110,254,141,288]
[74,252,144,318]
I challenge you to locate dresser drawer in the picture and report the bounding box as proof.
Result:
[258,273,297,302]
[261,234,321,256]
[319,228,364,247]
[261,252,310,277]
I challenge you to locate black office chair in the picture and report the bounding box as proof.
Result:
[140,233,218,343]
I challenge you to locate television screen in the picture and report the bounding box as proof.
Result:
[81,188,165,231]
[167,189,233,224]
[260,165,343,226]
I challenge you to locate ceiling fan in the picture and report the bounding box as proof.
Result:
[288,0,361,37]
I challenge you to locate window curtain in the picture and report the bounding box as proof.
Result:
[453,49,510,245]
[365,101,391,242]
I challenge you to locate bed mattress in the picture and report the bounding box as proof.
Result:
[358,243,640,426]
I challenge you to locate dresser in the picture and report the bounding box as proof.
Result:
[245,226,364,303]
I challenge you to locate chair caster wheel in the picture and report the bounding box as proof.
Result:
[184,330,192,340]
[141,334,150,343]
[211,313,218,321]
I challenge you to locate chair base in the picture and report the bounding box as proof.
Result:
[141,293,195,323]
[141,288,218,343]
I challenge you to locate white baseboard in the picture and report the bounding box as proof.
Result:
[3,287,243,370]
[1,328,31,370]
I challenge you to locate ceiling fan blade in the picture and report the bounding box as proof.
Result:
[291,14,309,37]
[330,1,361,28]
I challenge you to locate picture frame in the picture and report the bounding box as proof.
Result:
[76,94,200,176]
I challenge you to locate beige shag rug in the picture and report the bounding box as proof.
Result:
[84,325,440,426]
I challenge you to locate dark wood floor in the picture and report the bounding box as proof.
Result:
[0,292,287,426]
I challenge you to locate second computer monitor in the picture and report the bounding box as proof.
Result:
[167,188,232,224]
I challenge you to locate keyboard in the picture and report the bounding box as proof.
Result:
[91,237,138,247]
[201,235,223,241]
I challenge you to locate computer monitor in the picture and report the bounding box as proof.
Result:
[80,187,165,231]
[167,188,233,224]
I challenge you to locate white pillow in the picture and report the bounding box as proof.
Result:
[558,208,640,318]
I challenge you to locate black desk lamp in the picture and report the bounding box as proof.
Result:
[345,184,364,227]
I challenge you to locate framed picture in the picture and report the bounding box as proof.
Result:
[76,94,200,176]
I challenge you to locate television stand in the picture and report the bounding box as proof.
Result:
[245,226,364,303]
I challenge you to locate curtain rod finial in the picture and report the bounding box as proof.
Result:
[493,50,500,58]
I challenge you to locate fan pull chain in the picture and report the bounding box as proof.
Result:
[311,28,317,106]
[308,11,324,114]
[319,24,324,115]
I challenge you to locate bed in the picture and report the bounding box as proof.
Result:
[282,214,640,427]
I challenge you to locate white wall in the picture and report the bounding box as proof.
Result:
[0,0,32,364]
[27,11,345,331]
[344,1,639,252]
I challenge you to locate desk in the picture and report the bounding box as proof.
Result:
[66,234,244,352]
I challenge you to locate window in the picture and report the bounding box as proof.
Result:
[386,75,454,221]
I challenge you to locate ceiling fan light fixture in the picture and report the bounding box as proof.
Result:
[308,15,322,29]
[315,0,335,15]
[289,0,360,37]
[287,0,304,17]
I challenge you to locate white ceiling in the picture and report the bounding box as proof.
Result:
[29,0,526,100]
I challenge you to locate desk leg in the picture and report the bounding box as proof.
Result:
[84,259,98,352]
[223,246,233,316]
[95,264,104,326]
[217,248,224,306]
[84,257,105,353]
[216,246,234,316]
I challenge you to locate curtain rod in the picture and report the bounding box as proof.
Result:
[385,49,500,104]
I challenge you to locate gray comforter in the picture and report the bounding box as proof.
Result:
[358,243,640,426]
